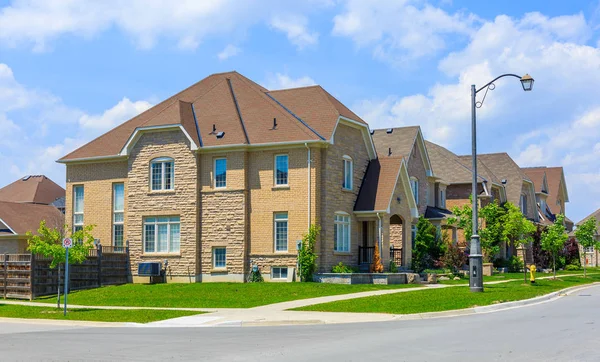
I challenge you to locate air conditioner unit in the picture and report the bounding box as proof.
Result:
[138,262,162,277]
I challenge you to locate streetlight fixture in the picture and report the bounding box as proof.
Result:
[469,73,534,293]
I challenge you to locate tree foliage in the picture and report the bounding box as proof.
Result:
[540,214,569,278]
[412,217,445,272]
[479,200,507,262]
[27,221,96,269]
[575,217,598,277]
[298,224,319,282]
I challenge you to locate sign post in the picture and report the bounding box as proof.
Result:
[62,237,72,316]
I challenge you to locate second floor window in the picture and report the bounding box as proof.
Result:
[411,178,419,204]
[113,183,124,248]
[73,185,84,232]
[275,154,289,186]
[343,155,353,190]
[520,194,528,214]
[150,157,174,191]
[214,158,227,188]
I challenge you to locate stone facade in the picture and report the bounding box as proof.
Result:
[385,173,413,268]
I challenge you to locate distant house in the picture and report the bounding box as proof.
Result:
[522,167,571,231]
[574,209,600,267]
[0,175,66,213]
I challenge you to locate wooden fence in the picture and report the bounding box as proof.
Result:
[0,246,130,300]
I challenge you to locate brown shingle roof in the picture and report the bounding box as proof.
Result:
[425,141,485,184]
[0,201,64,235]
[0,176,65,205]
[60,72,362,161]
[457,155,502,186]
[522,166,567,215]
[522,168,547,193]
[476,153,531,206]
[576,208,600,228]
[355,158,403,211]
[371,126,420,160]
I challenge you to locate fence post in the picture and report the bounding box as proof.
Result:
[29,253,35,301]
[97,245,102,287]
[3,254,7,299]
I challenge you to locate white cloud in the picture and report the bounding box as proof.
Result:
[264,73,316,90]
[0,0,327,51]
[332,0,476,64]
[217,44,241,60]
[79,98,152,131]
[270,14,319,49]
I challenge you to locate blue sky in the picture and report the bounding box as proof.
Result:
[1,0,599,222]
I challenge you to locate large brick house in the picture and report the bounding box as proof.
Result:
[58,71,417,282]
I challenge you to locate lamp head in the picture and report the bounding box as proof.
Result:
[520,74,534,91]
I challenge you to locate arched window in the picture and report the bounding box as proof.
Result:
[150,157,174,191]
[343,155,353,190]
[410,177,419,204]
[334,212,351,252]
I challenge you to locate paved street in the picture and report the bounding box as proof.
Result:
[1,284,599,362]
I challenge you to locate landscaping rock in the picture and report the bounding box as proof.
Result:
[406,273,421,284]
[438,276,450,281]
[453,276,461,280]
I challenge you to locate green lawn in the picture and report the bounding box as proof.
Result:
[438,269,599,285]
[0,304,202,323]
[34,283,421,309]
[294,274,600,314]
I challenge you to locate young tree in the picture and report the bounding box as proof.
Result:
[574,216,598,278]
[448,202,473,245]
[540,214,569,279]
[411,217,443,272]
[298,224,319,282]
[478,200,506,262]
[503,202,536,283]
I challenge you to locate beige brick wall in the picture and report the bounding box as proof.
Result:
[65,161,128,245]
[319,123,370,272]
[0,238,27,254]
[127,130,199,278]
[407,143,429,216]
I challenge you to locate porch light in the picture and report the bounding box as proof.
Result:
[520,74,534,91]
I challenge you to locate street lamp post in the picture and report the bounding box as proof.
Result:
[469,73,534,293]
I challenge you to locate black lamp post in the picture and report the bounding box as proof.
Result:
[469,73,534,293]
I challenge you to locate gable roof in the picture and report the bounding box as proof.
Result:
[576,208,600,228]
[60,72,370,162]
[371,126,433,176]
[457,155,503,186]
[354,157,416,215]
[521,168,549,194]
[522,167,568,215]
[0,201,64,235]
[0,176,65,205]
[424,141,486,185]
[475,153,533,206]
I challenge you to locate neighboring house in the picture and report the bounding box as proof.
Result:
[521,168,554,226]
[522,166,572,231]
[574,208,600,267]
[0,201,64,254]
[0,175,66,213]
[58,71,423,282]
[424,141,507,246]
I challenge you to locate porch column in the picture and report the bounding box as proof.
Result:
[404,223,413,269]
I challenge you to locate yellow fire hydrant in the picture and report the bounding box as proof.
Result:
[529,264,536,284]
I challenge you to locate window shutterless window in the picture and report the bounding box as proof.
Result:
[275,154,289,186]
[343,156,353,190]
[113,183,125,248]
[214,158,227,188]
[411,178,419,203]
[274,212,288,252]
[73,185,84,232]
[272,267,288,280]
[150,157,174,191]
[520,195,527,214]
[213,247,226,268]
[334,213,350,252]
[143,216,180,253]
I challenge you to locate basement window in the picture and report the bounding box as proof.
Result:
[272,267,288,280]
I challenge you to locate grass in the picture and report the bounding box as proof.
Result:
[0,304,202,323]
[294,274,600,314]
[34,283,421,309]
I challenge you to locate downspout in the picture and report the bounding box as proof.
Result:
[305,143,311,230]
[377,212,383,261]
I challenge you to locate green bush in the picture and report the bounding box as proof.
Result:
[389,261,398,273]
[331,262,355,273]
[508,256,523,273]
[565,263,581,271]
[298,225,320,282]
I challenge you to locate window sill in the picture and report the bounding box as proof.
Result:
[333,251,352,256]
[211,268,228,273]
[341,188,353,193]
[147,190,176,196]
[141,253,181,257]
[272,185,290,191]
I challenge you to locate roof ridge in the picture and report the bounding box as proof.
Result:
[265,92,325,140]
[267,84,321,92]
[227,78,250,144]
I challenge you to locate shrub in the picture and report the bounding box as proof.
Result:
[249,268,264,282]
[493,258,508,268]
[389,260,398,273]
[298,225,320,282]
[412,217,446,272]
[563,237,581,267]
[332,262,354,274]
[370,242,384,273]
[565,263,581,271]
[441,243,467,275]
[507,255,523,273]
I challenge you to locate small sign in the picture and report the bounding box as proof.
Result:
[62,237,73,248]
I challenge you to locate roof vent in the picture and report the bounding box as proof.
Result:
[212,124,217,134]
[388,147,392,156]
[216,131,225,139]
[272,117,278,130]
[22,176,30,181]
[370,129,374,135]
[501,179,507,185]
[386,128,393,134]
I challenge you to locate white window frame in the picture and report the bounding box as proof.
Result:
[272,266,288,280]
[584,246,594,253]
[274,154,289,186]
[334,212,351,252]
[274,212,289,252]
[439,189,446,208]
[113,183,125,248]
[410,178,419,204]
[343,155,353,190]
[214,158,227,189]
[520,194,527,214]
[143,216,181,253]
[213,247,226,269]
[150,157,174,191]
[73,185,84,233]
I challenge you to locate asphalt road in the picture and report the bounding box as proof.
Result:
[1,284,599,362]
